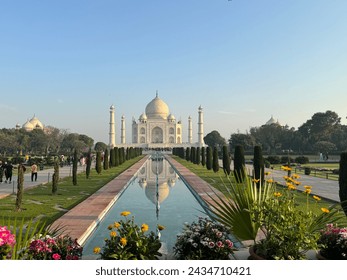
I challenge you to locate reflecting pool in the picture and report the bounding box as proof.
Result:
[82,155,209,259]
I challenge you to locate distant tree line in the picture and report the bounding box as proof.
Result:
[0,126,94,157]
[229,110,347,155]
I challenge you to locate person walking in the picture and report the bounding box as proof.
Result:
[31,162,38,182]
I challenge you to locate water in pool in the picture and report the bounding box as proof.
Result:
[82,155,209,259]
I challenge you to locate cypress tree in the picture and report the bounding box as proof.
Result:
[201,147,206,167]
[222,145,231,175]
[15,164,25,211]
[73,149,78,185]
[196,147,201,165]
[253,145,264,188]
[191,147,196,164]
[110,148,115,167]
[96,151,102,174]
[86,149,92,178]
[52,159,59,195]
[206,146,212,170]
[186,147,191,161]
[234,145,245,183]
[339,152,347,216]
[103,149,109,170]
[212,147,219,173]
[114,147,120,167]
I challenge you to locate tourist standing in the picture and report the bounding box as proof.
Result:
[31,162,38,182]
[0,161,3,183]
[5,162,13,183]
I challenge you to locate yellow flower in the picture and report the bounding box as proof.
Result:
[114,222,121,228]
[252,179,260,183]
[313,195,321,201]
[265,172,271,176]
[292,174,301,179]
[321,208,330,213]
[293,180,301,186]
[157,224,165,231]
[120,211,131,217]
[304,189,312,195]
[120,237,127,246]
[267,179,274,183]
[281,166,292,171]
[110,231,117,238]
[274,192,282,198]
[304,185,312,190]
[93,247,101,254]
[141,223,149,232]
[108,224,114,230]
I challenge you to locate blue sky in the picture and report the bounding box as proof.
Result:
[1,0,346,144]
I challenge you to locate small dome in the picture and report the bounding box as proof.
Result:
[23,120,34,131]
[266,116,280,126]
[145,182,170,204]
[145,95,170,119]
[29,116,44,129]
[110,105,115,110]
[168,114,176,121]
[139,113,147,121]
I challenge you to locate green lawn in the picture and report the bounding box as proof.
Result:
[172,156,342,217]
[0,156,144,226]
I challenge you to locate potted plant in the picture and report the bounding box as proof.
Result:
[317,224,347,260]
[94,211,162,260]
[173,217,235,260]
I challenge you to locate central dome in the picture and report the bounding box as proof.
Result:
[145,95,170,119]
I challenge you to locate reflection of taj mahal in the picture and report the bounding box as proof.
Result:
[137,157,178,205]
[109,93,205,149]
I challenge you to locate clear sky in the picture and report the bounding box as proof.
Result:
[1,0,346,144]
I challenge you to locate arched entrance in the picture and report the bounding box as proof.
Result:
[152,127,163,143]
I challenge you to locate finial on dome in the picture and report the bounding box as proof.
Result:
[156,90,158,98]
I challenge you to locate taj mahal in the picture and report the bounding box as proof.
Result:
[109,93,205,149]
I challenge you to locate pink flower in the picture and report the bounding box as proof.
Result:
[216,241,224,248]
[225,240,234,249]
[208,242,215,248]
[53,253,61,260]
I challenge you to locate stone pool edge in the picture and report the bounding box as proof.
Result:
[50,156,149,246]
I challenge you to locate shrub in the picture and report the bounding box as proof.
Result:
[318,224,347,260]
[26,235,83,260]
[295,156,309,164]
[94,211,162,260]
[266,156,281,164]
[0,226,16,259]
[280,156,294,164]
[173,217,234,260]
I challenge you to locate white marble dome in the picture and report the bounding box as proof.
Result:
[29,116,44,130]
[23,120,34,131]
[145,95,169,119]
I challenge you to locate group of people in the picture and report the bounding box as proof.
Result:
[0,161,39,184]
[0,161,14,183]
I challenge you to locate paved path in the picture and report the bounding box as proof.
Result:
[0,164,87,199]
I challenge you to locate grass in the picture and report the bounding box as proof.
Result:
[0,156,144,227]
[172,156,342,217]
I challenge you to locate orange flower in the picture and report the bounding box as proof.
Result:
[313,195,321,201]
[141,224,149,232]
[110,231,117,238]
[274,192,282,198]
[120,237,127,246]
[120,211,131,217]
[321,208,330,213]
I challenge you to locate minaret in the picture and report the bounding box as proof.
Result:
[198,106,205,146]
[121,115,126,144]
[109,105,116,148]
[188,116,193,144]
